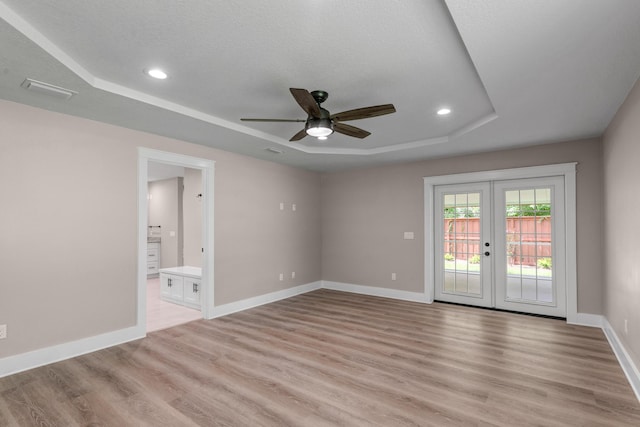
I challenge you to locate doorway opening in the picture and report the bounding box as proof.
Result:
[137,148,215,334]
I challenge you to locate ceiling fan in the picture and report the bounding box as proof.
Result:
[241,88,396,141]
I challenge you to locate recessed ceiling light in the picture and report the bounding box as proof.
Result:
[437,108,452,116]
[145,68,168,80]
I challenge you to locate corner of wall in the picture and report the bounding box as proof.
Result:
[602,317,640,402]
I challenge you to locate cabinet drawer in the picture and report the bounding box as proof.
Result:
[147,262,159,275]
[147,248,159,261]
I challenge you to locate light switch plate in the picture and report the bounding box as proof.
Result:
[0,324,6,340]
[403,232,415,240]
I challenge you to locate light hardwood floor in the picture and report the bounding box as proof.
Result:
[1,289,639,426]
[146,278,202,332]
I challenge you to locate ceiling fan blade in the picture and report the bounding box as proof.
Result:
[334,123,371,139]
[331,104,396,122]
[290,88,321,118]
[241,118,306,122]
[289,128,308,141]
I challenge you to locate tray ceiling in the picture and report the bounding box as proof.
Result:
[1,0,639,171]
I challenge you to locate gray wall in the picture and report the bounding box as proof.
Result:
[183,168,203,267]
[321,138,604,314]
[0,100,321,358]
[603,77,640,369]
[148,177,183,268]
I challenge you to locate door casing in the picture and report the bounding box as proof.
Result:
[138,148,215,335]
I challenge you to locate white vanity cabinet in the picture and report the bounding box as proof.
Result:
[182,277,201,308]
[160,273,184,301]
[147,242,161,277]
[159,266,202,309]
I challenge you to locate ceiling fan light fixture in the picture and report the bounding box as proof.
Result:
[437,107,451,116]
[317,136,328,141]
[305,118,334,137]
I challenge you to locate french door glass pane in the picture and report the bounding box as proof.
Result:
[443,191,481,296]
[504,188,553,303]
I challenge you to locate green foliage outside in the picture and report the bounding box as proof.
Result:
[506,204,551,217]
[468,254,481,264]
[444,204,550,218]
[537,257,552,269]
[444,253,454,261]
[443,207,480,218]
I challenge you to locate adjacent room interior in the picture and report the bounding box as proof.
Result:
[146,162,204,332]
[1,1,640,425]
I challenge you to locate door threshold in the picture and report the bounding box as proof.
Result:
[434,300,566,321]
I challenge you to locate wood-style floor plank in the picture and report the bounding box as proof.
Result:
[1,289,639,426]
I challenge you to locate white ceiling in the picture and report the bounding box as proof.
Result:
[1,0,639,172]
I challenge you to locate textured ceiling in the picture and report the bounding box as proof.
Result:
[1,0,639,171]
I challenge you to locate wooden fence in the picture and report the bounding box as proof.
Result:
[443,217,552,266]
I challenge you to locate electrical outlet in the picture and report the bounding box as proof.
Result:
[279,273,284,281]
[625,319,628,335]
[292,204,297,211]
[391,273,397,281]
[0,324,6,340]
[291,271,296,279]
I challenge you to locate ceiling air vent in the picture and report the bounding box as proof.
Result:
[265,147,283,154]
[21,78,77,100]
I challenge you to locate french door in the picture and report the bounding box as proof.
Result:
[434,176,566,317]
[434,182,493,307]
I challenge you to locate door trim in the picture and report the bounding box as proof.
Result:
[424,163,577,322]
[138,148,215,335]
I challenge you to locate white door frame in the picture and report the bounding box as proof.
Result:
[137,148,215,335]
[424,163,578,323]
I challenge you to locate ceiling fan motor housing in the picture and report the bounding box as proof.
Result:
[306,107,334,137]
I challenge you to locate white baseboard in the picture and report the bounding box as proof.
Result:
[321,280,429,303]
[602,318,640,402]
[210,281,323,319]
[568,312,603,328]
[0,325,144,379]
